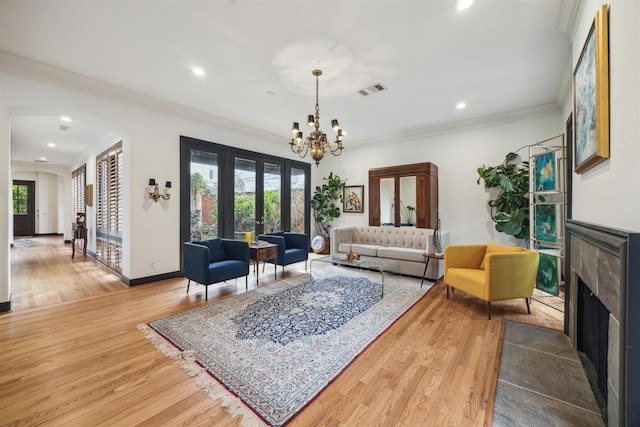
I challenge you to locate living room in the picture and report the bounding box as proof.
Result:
[1,1,639,425]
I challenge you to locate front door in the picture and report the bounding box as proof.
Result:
[13,180,36,237]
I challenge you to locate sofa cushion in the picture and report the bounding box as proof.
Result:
[446,267,486,299]
[479,243,523,270]
[352,226,428,251]
[337,243,380,257]
[377,247,425,263]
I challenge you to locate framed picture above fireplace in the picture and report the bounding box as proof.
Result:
[572,4,609,174]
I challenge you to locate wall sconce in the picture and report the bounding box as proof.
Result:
[149,178,171,202]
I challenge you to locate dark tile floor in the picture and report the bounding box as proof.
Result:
[493,321,605,426]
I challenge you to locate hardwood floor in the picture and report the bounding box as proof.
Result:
[2,236,564,426]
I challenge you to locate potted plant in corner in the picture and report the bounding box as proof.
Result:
[477,152,530,243]
[400,202,416,226]
[309,172,345,254]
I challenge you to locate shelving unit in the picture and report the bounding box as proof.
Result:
[529,135,566,296]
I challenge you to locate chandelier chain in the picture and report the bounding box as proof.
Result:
[314,74,320,129]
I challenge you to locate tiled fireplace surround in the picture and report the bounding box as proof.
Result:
[566,220,639,426]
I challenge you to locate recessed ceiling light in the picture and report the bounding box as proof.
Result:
[39,157,47,162]
[456,0,474,11]
[192,67,205,76]
[47,142,56,147]
[456,102,467,109]
[60,116,72,122]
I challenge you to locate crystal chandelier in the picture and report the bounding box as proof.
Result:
[289,69,344,166]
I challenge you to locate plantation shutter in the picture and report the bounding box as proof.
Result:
[96,142,123,273]
[71,165,86,220]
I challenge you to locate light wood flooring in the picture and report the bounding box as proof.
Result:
[2,236,564,426]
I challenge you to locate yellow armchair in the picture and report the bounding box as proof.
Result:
[443,243,539,319]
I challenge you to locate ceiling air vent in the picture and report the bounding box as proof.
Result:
[359,83,387,96]
[34,159,48,163]
[60,125,70,131]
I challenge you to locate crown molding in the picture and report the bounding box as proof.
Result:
[556,57,573,108]
[0,51,283,144]
[11,159,72,176]
[557,0,581,35]
[351,103,562,148]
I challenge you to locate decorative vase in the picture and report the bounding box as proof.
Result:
[311,235,330,254]
[347,244,360,261]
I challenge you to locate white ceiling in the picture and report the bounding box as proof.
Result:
[1,0,573,167]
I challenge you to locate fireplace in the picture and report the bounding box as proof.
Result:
[566,220,640,426]
[577,276,609,416]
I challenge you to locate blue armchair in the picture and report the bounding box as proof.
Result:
[183,238,250,300]
[258,232,309,276]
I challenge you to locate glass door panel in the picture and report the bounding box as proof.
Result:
[234,158,256,241]
[263,162,282,234]
[290,167,306,233]
[189,150,219,240]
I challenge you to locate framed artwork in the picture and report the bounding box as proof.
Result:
[343,185,364,213]
[85,184,93,207]
[533,151,557,192]
[573,4,609,174]
[536,252,560,295]
[534,204,558,243]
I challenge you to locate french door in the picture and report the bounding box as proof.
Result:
[181,136,310,246]
[233,156,283,241]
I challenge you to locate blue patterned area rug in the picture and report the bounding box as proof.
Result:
[139,266,432,426]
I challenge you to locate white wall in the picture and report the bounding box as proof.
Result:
[1,67,299,290]
[318,111,564,246]
[567,1,640,230]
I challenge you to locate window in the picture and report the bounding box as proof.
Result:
[12,184,28,215]
[71,165,86,218]
[96,142,123,273]
[180,136,310,247]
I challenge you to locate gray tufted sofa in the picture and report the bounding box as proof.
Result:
[330,226,449,278]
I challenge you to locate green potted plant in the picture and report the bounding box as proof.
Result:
[309,172,345,253]
[477,152,530,242]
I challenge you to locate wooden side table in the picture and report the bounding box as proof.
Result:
[72,225,87,258]
[250,243,278,283]
[421,252,444,288]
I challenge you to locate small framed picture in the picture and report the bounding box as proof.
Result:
[534,204,560,243]
[536,251,561,296]
[343,185,364,213]
[85,184,93,207]
[533,150,558,192]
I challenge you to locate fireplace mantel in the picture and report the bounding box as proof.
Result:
[566,219,640,426]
